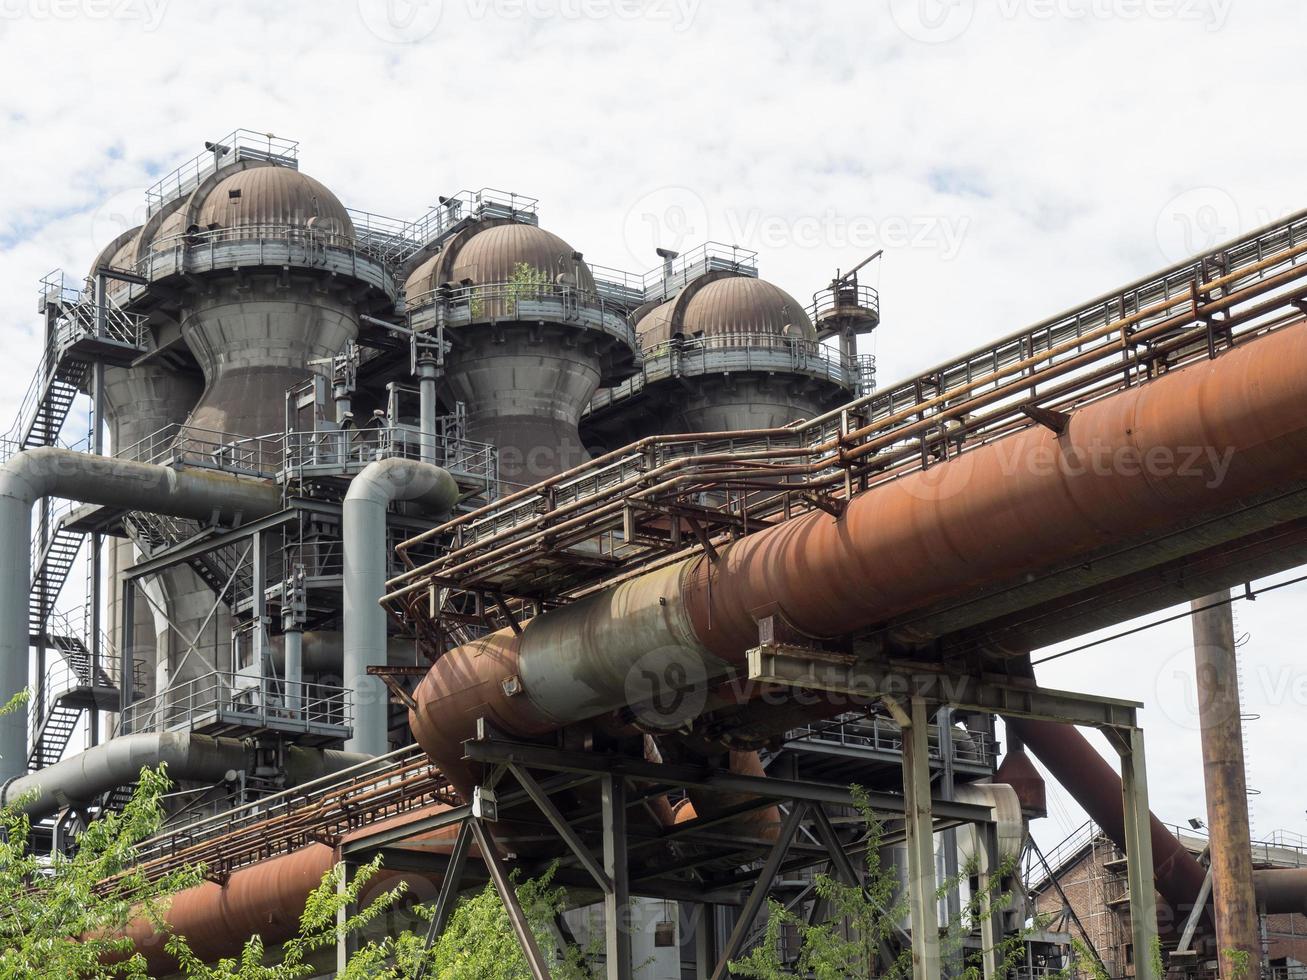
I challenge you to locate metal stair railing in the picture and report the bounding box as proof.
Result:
[28,498,87,642]
[120,509,251,603]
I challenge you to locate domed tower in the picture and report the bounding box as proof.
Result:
[88,230,204,699]
[405,220,638,485]
[583,269,859,445]
[132,165,388,440]
[93,145,394,691]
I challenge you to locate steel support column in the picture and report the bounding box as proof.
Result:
[1112,726,1161,980]
[601,773,632,980]
[975,822,1001,980]
[469,819,554,980]
[712,801,807,980]
[901,695,942,980]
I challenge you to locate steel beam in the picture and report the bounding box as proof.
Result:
[902,695,942,980]
[1109,726,1161,980]
[417,818,474,974]
[601,774,632,980]
[711,802,808,980]
[122,508,298,580]
[470,818,554,980]
[510,763,612,894]
[464,738,992,824]
[749,645,1140,729]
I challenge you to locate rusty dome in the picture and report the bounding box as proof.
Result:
[637,275,816,347]
[194,167,354,238]
[405,222,596,299]
[87,226,141,281]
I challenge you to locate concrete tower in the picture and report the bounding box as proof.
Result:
[404,221,638,486]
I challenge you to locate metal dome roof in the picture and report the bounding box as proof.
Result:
[405,222,596,299]
[88,226,141,280]
[194,167,354,238]
[636,275,815,347]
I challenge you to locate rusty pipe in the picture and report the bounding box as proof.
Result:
[412,322,1307,796]
[1008,718,1209,931]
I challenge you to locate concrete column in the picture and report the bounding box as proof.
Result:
[1191,592,1261,978]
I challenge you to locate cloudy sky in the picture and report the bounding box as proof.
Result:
[1,0,1304,853]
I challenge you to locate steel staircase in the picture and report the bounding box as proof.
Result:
[121,510,251,602]
[27,612,120,771]
[29,511,86,642]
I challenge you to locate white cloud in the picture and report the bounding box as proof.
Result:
[2,0,1305,844]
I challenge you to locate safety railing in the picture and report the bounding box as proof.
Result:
[809,282,881,329]
[120,669,351,737]
[784,715,997,769]
[124,745,454,887]
[590,241,760,310]
[407,278,636,349]
[588,333,870,414]
[385,204,1307,622]
[280,424,498,491]
[145,130,299,217]
[116,422,284,477]
[96,222,396,309]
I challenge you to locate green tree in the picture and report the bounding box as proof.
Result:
[419,865,593,980]
[0,763,198,980]
[730,786,1038,980]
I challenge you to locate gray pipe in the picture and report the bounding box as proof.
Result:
[343,458,458,756]
[0,447,283,782]
[266,631,418,676]
[0,732,370,819]
[418,358,439,466]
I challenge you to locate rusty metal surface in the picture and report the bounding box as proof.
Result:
[683,321,1307,658]
[387,216,1307,647]
[1191,592,1261,974]
[1008,718,1210,929]
[636,274,817,346]
[406,320,1307,807]
[195,166,355,237]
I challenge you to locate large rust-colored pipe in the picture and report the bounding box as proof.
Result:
[1007,718,1209,932]
[412,322,1307,792]
[113,804,460,972]
[1191,591,1261,975]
